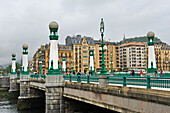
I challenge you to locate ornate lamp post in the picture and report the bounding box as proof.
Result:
[11,53,16,74]
[72,59,75,74]
[39,49,42,75]
[48,21,61,75]
[21,44,29,75]
[99,18,108,75]
[110,52,113,73]
[89,47,95,75]
[147,31,156,76]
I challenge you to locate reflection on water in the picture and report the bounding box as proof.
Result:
[0,100,44,113]
[0,100,18,113]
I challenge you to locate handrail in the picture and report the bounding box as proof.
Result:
[15,74,170,89]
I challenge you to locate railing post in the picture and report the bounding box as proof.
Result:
[147,75,151,89]
[77,75,81,82]
[123,76,126,87]
[69,74,72,82]
[87,75,89,83]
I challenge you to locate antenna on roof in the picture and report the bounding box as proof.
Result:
[109,38,111,42]
[123,34,126,43]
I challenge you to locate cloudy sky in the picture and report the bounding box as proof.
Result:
[0,0,170,65]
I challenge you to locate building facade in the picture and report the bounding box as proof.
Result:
[119,42,147,71]
[155,44,170,71]
[31,35,170,73]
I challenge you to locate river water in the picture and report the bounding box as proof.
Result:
[0,99,44,113]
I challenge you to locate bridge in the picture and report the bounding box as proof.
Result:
[1,20,170,113]
[1,74,170,113]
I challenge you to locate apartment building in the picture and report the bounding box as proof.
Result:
[94,40,116,72]
[119,42,147,71]
[66,35,95,73]
[58,45,73,73]
[155,44,170,71]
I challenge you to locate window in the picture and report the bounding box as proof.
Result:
[83,46,88,49]
[83,55,88,58]
[83,51,88,53]
[83,64,88,67]
[83,60,88,62]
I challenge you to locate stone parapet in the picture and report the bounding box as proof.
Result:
[98,75,108,88]
[64,81,170,111]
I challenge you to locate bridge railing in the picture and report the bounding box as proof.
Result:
[64,75,170,89]
[64,74,99,83]
[1,74,9,77]
[108,76,170,89]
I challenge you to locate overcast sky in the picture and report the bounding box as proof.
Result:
[0,0,170,65]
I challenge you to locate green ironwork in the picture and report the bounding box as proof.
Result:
[22,47,28,54]
[62,56,66,74]
[17,74,20,77]
[123,76,126,86]
[147,76,151,89]
[47,60,61,75]
[87,75,90,83]
[49,23,59,40]
[148,36,154,46]
[39,49,42,75]
[77,75,81,82]
[21,66,29,75]
[99,18,108,75]
[41,74,46,79]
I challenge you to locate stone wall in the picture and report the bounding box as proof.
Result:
[0,76,9,90]
[63,81,170,113]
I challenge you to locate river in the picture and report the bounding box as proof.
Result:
[0,99,45,113]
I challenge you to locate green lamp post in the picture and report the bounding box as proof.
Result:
[11,53,17,74]
[39,49,42,75]
[89,47,95,75]
[72,59,75,74]
[110,52,113,73]
[99,18,108,75]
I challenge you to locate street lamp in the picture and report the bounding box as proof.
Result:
[99,18,108,75]
[110,52,113,73]
[89,47,95,75]
[72,59,75,74]
[39,49,42,75]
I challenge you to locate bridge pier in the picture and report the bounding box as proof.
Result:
[45,75,64,113]
[18,74,30,99]
[9,74,18,92]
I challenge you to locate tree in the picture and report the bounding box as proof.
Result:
[4,63,21,74]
